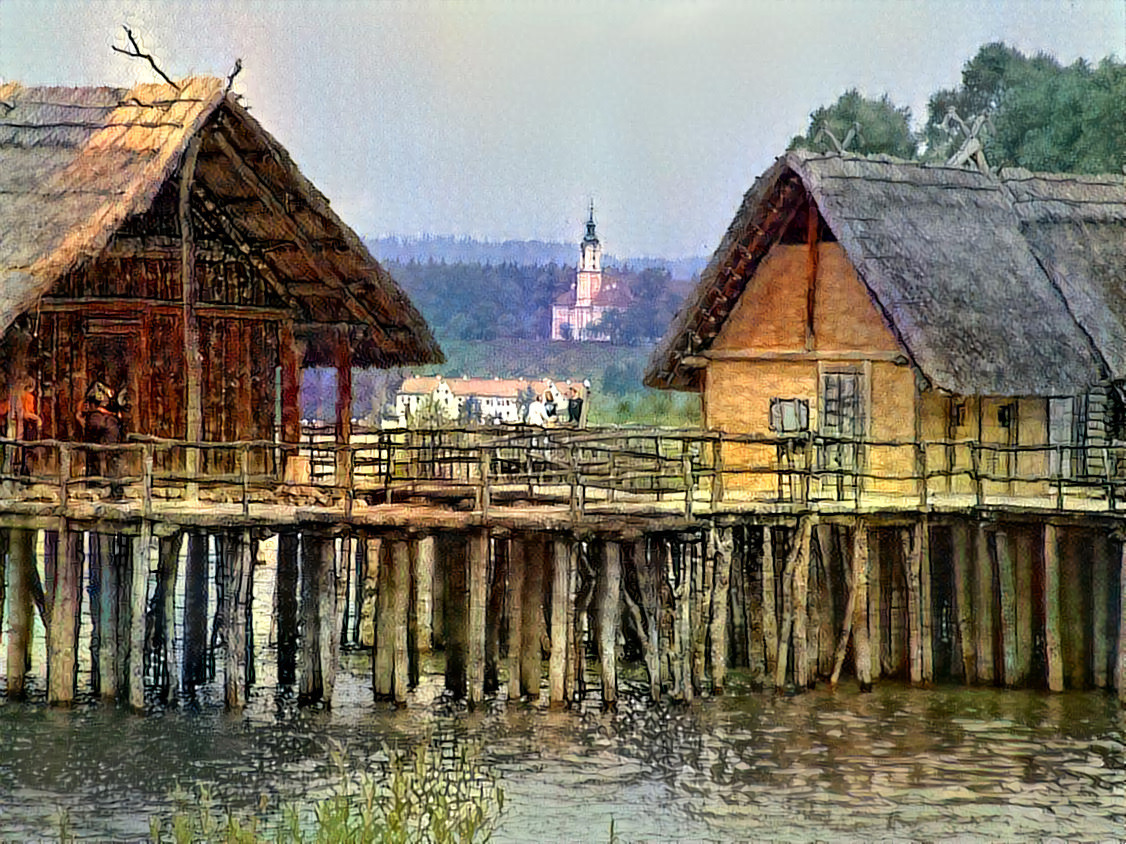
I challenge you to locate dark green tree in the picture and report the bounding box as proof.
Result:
[789,89,918,159]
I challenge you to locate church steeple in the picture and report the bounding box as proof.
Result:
[578,201,602,284]
[583,200,599,245]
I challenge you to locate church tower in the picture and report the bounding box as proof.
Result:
[575,202,602,307]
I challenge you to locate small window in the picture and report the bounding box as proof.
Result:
[951,401,967,428]
[769,398,810,433]
[998,403,1015,429]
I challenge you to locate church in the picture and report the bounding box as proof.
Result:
[550,206,631,341]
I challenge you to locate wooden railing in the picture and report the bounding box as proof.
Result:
[1,427,1124,518]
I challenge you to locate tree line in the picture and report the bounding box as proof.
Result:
[789,42,1126,174]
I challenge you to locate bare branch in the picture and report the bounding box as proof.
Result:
[225,58,243,95]
[111,25,179,89]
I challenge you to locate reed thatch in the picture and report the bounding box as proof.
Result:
[646,150,1117,397]
[0,77,442,368]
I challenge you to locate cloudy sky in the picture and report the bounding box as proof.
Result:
[1,1,1122,258]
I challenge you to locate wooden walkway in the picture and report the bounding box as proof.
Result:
[2,426,1125,713]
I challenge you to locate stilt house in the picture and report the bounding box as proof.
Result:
[0,77,441,478]
[645,150,1126,503]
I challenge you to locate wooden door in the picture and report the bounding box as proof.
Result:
[819,371,863,499]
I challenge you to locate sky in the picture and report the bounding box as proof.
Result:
[1,0,1123,259]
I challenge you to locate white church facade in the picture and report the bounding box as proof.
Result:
[551,207,630,341]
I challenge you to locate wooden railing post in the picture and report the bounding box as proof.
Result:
[711,434,724,509]
[971,443,984,506]
[682,445,693,518]
[916,441,927,508]
[802,434,814,506]
[142,442,154,519]
[1054,445,1064,511]
[58,442,71,511]
[477,444,491,518]
[240,443,250,518]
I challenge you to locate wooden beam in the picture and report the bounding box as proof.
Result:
[207,131,390,332]
[1043,523,1064,692]
[334,330,353,490]
[702,349,911,364]
[467,529,488,707]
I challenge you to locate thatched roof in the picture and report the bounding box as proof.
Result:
[645,150,1116,396]
[0,77,442,368]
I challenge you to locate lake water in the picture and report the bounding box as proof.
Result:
[1,657,1124,842]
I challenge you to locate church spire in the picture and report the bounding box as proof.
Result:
[584,199,598,244]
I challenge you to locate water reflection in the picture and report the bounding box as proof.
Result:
[2,663,1124,842]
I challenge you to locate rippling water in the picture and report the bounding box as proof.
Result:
[1,657,1124,842]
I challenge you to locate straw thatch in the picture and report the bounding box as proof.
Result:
[0,77,442,368]
[646,150,1119,397]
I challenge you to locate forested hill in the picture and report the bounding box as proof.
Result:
[366,235,708,279]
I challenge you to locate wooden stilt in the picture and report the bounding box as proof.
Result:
[853,520,873,691]
[467,529,488,706]
[746,528,766,687]
[373,539,395,698]
[775,516,812,692]
[792,519,812,690]
[485,536,506,694]
[709,526,733,694]
[116,535,134,698]
[571,540,594,703]
[47,521,81,705]
[1044,523,1064,692]
[1115,539,1126,705]
[974,524,996,684]
[598,540,622,710]
[521,535,545,698]
[299,532,336,705]
[183,531,208,692]
[442,533,468,699]
[224,530,253,710]
[692,534,714,694]
[919,520,934,684]
[902,524,922,685]
[563,539,580,704]
[1061,529,1088,689]
[951,521,977,683]
[635,538,662,703]
[729,529,748,671]
[129,520,152,711]
[0,530,6,681]
[507,537,525,701]
[868,527,882,679]
[390,539,411,705]
[158,533,183,703]
[549,537,571,707]
[813,524,835,680]
[1014,530,1034,685]
[97,534,119,698]
[830,525,857,687]
[358,536,380,649]
[277,531,300,685]
[995,530,1018,687]
[760,527,777,681]
[5,529,34,699]
[675,539,693,702]
[415,535,435,654]
[1092,535,1111,689]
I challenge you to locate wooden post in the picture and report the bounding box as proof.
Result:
[181,134,203,498]
[1115,539,1126,704]
[485,536,506,694]
[676,539,693,703]
[415,535,435,654]
[334,331,353,492]
[761,526,778,678]
[467,530,488,706]
[995,530,1019,687]
[919,520,934,684]
[388,539,411,705]
[276,531,300,685]
[47,523,82,705]
[598,540,622,710]
[549,537,571,707]
[279,320,302,482]
[853,520,873,691]
[299,532,337,705]
[974,523,995,684]
[775,516,812,692]
[1043,523,1064,692]
[792,517,813,690]
[902,524,922,685]
[813,524,835,679]
[868,526,883,679]
[183,532,208,692]
[224,531,253,710]
[1015,530,1034,686]
[830,525,858,687]
[521,535,546,698]
[1092,535,1111,689]
[634,537,662,703]
[951,521,977,683]
[115,536,134,698]
[709,526,734,694]
[5,529,34,699]
[158,533,183,703]
[566,539,586,704]
[442,534,467,698]
[507,537,525,700]
[129,520,152,711]
[1061,529,1087,690]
